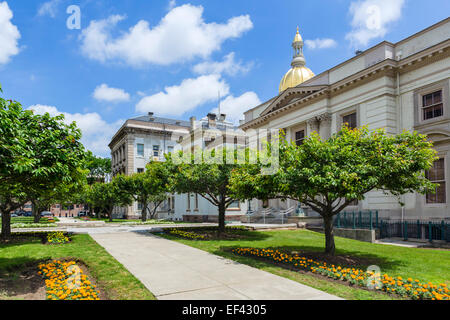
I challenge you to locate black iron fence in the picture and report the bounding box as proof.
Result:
[379,219,450,242]
[334,211,379,230]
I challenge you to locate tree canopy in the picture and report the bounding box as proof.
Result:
[0,87,87,239]
[115,161,170,221]
[230,126,438,255]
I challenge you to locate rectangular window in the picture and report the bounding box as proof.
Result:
[194,194,199,210]
[342,112,357,129]
[137,168,144,173]
[153,145,160,157]
[137,144,144,157]
[295,130,305,146]
[426,158,446,204]
[137,203,143,211]
[167,146,174,154]
[422,90,443,120]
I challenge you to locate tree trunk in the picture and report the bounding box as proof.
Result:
[323,214,336,255]
[32,202,41,223]
[1,211,11,240]
[108,209,113,222]
[141,203,147,222]
[218,201,226,234]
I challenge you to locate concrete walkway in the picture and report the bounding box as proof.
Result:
[91,231,342,300]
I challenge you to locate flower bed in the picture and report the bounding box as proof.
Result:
[5,231,71,244]
[231,247,449,300]
[164,228,207,240]
[11,223,57,229]
[38,260,100,300]
[47,232,70,244]
[163,226,251,240]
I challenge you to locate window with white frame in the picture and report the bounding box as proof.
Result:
[153,145,160,157]
[342,112,357,129]
[295,130,305,146]
[137,144,144,157]
[422,90,443,121]
[425,158,446,204]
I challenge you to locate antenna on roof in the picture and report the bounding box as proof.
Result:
[218,90,221,116]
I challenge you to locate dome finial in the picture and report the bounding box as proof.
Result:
[278,26,315,93]
[293,26,303,43]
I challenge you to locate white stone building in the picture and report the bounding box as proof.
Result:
[109,112,248,221]
[240,18,450,220]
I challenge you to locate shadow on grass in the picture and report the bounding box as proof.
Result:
[148,228,272,242]
[213,244,404,271]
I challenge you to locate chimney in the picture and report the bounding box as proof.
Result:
[148,112,155,121]
[239,119,245,126]
[355,50,363,56]
[218,113,226,122]
[207,113,217,128]
[190,116,197,130]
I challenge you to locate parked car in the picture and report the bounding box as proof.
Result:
[23,211,32,217]
[40,211,53,217]
[11,213,18,217]
[78,211,88,217]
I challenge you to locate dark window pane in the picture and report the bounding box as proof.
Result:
[423,93,433,107]
[426,159,446,204]
[295,130,305,146]
[433,91,442,104]
[342,112,357,129]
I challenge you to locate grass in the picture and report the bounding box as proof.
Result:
[159,228,450,300]
[0,234,155,300]
[2,217,60,224]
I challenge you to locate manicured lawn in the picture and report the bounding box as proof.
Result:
[2,217,59,224]
[0,234,155,300]
[159,229,450,300]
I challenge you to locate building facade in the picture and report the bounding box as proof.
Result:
[240,19,450,220]
[109,112,248,221]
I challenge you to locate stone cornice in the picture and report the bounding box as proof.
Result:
[240,40,450,131]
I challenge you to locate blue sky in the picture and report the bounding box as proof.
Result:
[1,0,449,156]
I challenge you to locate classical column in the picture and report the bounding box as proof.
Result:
[317,112,332,140]
[307,117,320,134]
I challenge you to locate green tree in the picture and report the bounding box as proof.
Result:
[115,162,169,222]
[85,151,111,184]
[89,181,132,222]
[165,148,243,233]
[0,87,86,239]
[230,126,438,255]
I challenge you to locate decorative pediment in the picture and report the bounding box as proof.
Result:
[421,128,450,143]
[260,85,329,117]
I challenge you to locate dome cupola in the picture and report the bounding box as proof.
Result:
[279,27,315,93]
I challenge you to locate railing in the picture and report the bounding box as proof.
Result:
[379,219,450,242]
[334,211,379,230]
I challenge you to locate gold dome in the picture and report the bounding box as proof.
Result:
[293,26,303,43]
[279,27,314,93]
[279,66,315,92]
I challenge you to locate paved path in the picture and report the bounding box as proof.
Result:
[91,231,342,300]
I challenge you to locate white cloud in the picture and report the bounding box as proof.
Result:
[168,0,176,11]
[305,38,337,50]
[136,74,229,116]
[37,0,60,18]
[211,92,261,125]
[193,52,252,76]
[0,1,20,65]
[93,83,130,103]
[345,0,405,48]
[79,4,253,67]
[28,104,122,157]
